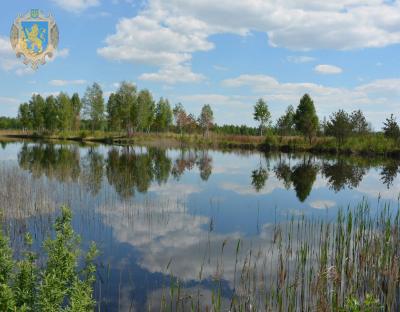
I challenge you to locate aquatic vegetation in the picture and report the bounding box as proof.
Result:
[0,206,98,311]
[158,200,400,311]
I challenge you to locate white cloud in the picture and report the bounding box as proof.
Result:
[139,65,205,84]
[0,36,28,74]
[216,74,400,126]
[99,0,400,84]
[55,48,70,58]
[0,97,20,105]
[309,200,336,209]
[98,14,212,84]
[0,36,70,75]
[314,64,343,74]
[287,56,316,63]
[49,79,87,87]
[51,0,100,13]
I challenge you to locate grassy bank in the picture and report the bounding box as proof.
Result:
[0,130,399,157]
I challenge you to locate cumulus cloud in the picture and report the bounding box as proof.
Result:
[51,0,100,13]
[98,14,212,84]
[314,64,343,74]
[49,79,87,87]
[99,0,400,83]
[195,74,399,126]
[139,64,205,84]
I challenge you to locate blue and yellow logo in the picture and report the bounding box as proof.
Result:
[10,9,59,69]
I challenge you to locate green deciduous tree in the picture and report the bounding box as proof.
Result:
[253,98,271,136]
[276,105,295,137]
[71,93,82,131]
[56,92,74,131]
[83,82,105,131]
[294,94,319,144]
[326,109,353,148]
[18,103,31,131]
[115,81,137,135]
[154,98,173,132]
[136,89,155,132]
[106,93,120,131]
[173,103,187,135]
[29,94,46,132]
[198,104,214,137]
[43,96,58,133]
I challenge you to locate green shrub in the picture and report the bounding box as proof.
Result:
[341,294,382,312]
[79,130,89,139]
[0,206,98,311]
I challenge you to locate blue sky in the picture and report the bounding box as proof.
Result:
[1,0,400,128]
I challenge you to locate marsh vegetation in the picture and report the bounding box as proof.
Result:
[0,142,399,310]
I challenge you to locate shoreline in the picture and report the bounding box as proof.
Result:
[1,131,400,158]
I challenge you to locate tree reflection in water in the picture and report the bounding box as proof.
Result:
[17,144,214,199]
[17,143,400,203]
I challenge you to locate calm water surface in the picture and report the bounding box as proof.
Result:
[0,141,399,310]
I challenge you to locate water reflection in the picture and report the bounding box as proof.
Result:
[321,158,366,192]
[18,144,80,182]
[3,142,400,310]
[16,143,400,203]
[380,160,400,189]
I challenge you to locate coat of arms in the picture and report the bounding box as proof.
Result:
[10,9,59,70]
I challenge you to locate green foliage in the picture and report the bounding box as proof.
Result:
[18,92,82,134]
[350,110,370,135]
[57,92,74,132]
[341,294,382,312]
[71,93,82,131]
[213,124,258,136]
[117,81,137,134]
[173,103,187,134]
[83,82,105,131]
[276,105,295,136]
[136,89,155,132]
[18,103,32,130]
[326,109,353,148]
[198,104,214,137]
[155,98,173,132]
[382,114,400,142]
[294,93,319,143]
[253,98,271,136]
[0,117,21,130]
[251,166,268,192]
[29,94,46,132]
[0,206,98,311]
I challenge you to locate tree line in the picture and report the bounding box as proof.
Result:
[253,94,400,146]
[14,82,400,145]
[17,82,215,136]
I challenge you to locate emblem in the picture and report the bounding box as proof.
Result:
[10,9,59,70]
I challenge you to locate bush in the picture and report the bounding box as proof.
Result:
[79,130,89,139]
[0,206,98,311]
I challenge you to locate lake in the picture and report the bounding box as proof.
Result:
[0,141,399,310]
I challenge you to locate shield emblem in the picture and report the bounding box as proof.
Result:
[21,21,49,55]
[10,10,59,69]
